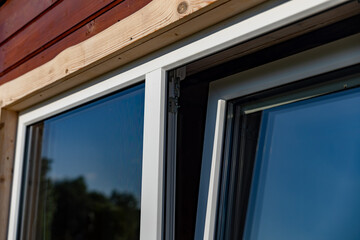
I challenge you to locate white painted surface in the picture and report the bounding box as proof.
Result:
[141,69,167,240]
[202,33,360,240]
[211,34,360,101]
[8,0,351,239]
[203,100,227,240]
[7,119,26,240]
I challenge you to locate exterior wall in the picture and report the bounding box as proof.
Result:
[0,0,151,85]
[0,0,267,111]
[0,1,268,239]
[0,0,358,239]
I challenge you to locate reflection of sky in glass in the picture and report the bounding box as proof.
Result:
[244,87,360,240]
[41,84,144,201]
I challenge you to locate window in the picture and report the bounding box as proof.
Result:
[216,71,360,239]
[199,31,360,239]
[6,2,358,240]
[16,84,145,240]
[244,86,360,240]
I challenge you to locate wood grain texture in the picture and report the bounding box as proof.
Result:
[0,0,152,85]
[1,1,355,111]
[0,0,60,44]
[0,109,17,240]
[0,2,355,238]
[0,0,269,111]
[0,0,153,82]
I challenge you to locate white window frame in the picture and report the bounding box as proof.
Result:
[203,33,360,240]
[7,0,350,239]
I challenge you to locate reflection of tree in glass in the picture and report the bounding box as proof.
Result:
[39,158,140,240]
[34,158,56,240]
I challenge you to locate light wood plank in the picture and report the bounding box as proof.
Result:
[0,109,18,240]
[0,0,267,111]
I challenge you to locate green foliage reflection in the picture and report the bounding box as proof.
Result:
[36,158,140,240]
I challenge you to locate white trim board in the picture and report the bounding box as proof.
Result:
[18,0,351,118]
[141,69,167,240]
[8,0,350,239]
[201,33,360,240]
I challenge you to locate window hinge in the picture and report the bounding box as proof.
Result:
[168,66,186,113]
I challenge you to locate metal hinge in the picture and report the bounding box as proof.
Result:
[168,66,186,113]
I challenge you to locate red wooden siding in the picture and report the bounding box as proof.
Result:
[0,0,60,43]
[0,0,151,85]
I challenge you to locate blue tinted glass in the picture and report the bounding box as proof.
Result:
[20,84,144,240]
[244,87,360,240]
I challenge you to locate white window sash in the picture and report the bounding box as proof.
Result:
[7,0,350,239]
[203,33,360,240]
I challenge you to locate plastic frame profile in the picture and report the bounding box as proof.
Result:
[203,33,360,240]
[6,1,352,239]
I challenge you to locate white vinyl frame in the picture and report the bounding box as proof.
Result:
[7,0,352,239]
[202,33,360,240]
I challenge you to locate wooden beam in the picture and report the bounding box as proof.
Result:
[0,0,267,111]
[0,109,17,240]
[0,1,356,239]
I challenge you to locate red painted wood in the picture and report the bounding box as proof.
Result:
[0,0,60,44]
[0,0,121,74]
[0,0,152,85]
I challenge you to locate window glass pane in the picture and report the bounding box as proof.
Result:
[19,84,145,240]
[244,87,360,240]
